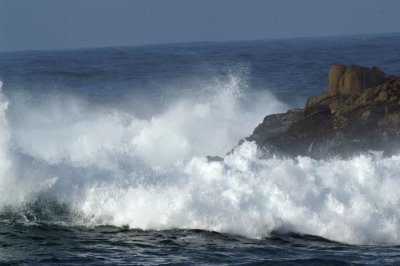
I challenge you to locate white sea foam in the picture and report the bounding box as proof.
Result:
[1,76,400,245]
[75,142,400,245]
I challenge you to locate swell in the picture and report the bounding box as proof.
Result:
[0,78,400,245]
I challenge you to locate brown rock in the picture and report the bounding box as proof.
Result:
[306,92,351,113]
[246,108,303,145]
[327,64,385,95]
[328,64,345,94]
[304,104,331,117]
[240,64,400,159]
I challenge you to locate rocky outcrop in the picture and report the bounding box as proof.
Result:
[328,64,385,95]
[247,108,304,145]
[243,64,400,158]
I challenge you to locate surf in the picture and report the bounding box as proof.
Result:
[1,71,400,246]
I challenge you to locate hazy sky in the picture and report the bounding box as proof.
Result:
[0,0,399,52]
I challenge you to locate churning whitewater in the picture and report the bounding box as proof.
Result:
[1,76,400,246]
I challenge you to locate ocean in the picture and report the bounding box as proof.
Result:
[1,33,400,265]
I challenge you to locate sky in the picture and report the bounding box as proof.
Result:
[0,0,400,52]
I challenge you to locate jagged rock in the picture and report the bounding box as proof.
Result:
[306,92,353,113]
[327,64,346,94]
[242,64,400,159]
[246,108,303,145]
[327,64,385,95]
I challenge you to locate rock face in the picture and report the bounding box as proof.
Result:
[244,64,400,158]
[328,64,386,95]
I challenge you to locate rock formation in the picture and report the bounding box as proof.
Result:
[243,64,400,158]
[327,64,385,95]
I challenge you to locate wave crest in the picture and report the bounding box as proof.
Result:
[1,77,400,245]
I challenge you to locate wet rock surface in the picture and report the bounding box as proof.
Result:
[244,65,400,158]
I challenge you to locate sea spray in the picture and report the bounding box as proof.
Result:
[1,74,400,245]
[9,74,286,167]
[0,81,62,210]
[0,81,12,205]
[0,74,285,211]
[76,141,400,245]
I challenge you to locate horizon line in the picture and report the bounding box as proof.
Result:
[1,31,399,55]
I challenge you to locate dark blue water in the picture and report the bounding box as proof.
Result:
[3,223,400,265]
[1,33,400,265]
[2,33,399,110]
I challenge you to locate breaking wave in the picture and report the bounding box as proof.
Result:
[1,76,400,245]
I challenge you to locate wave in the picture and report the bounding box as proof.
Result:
[1,76,400,245]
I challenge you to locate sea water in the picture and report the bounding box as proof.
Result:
[1,33,400,265]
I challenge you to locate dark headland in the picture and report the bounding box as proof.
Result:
[215,64,400,160]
